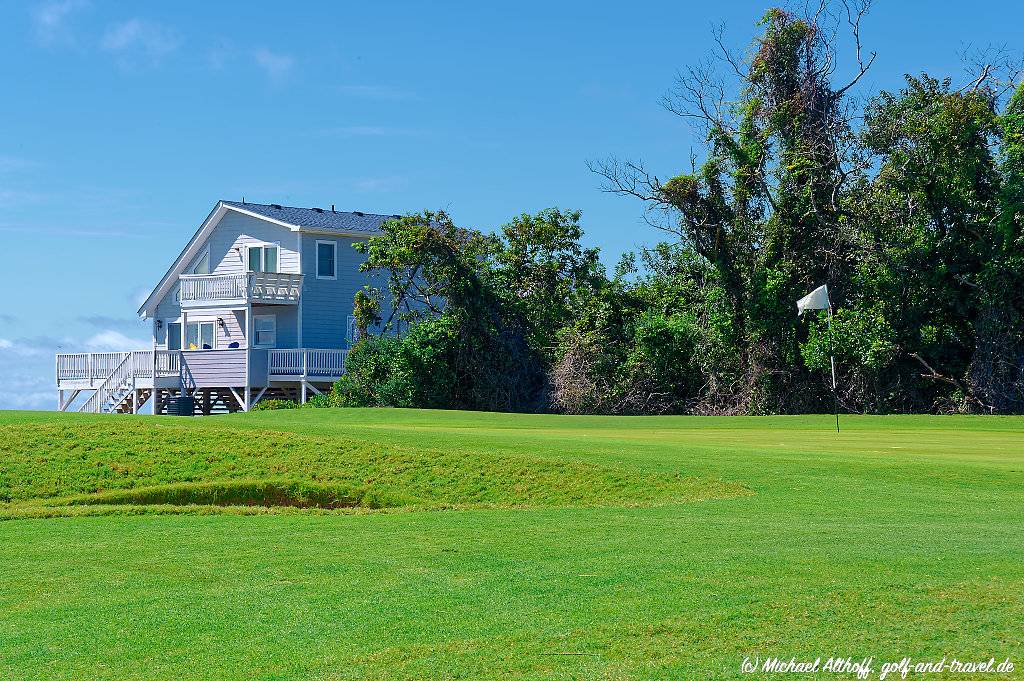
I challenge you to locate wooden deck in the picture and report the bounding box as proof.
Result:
[56,348,347,414]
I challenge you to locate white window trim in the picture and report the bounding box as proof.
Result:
[185,320,217,351]
[253,314,277,349]
[245,241,281,273]
[165,319,184,351]
[192,246,211,275]
[315,239,338,280]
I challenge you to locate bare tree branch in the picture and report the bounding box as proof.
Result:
[832,0,877,99]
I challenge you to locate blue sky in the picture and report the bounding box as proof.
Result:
[1,0,1021,409]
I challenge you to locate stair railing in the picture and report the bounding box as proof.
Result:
[79,352,136,413]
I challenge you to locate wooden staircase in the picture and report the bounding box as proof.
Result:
[79,352,156,414]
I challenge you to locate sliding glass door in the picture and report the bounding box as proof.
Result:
[185,321,215,350]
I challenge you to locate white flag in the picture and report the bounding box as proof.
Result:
[796,284,830,316]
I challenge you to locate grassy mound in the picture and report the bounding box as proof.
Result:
[0,416,747,517]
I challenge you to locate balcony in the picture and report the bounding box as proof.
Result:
[178,272,302,308]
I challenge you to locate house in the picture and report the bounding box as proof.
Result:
[55,200,396,414]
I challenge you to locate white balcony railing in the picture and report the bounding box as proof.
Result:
[268,348,348,378]
[179,272,303,306]
[56,350,181,386]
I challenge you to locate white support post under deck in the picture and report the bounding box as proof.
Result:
[300,351,308,403]
[243,304,252,411]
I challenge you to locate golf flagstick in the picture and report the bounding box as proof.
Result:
[796,284,839,434]
[827,295,839,434]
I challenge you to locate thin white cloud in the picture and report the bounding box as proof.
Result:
[337,85,410,100]
[32,0,88,46]
[129,285,151,308]
[0,337,50,357]
[84,329,149,351]
[0,331,146,356]
[0,363,59,410]
[252,48,294,81]
[77,314,137,328]
[0,389,55,410]
[101,18,180,61]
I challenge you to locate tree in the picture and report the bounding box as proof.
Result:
[970,82,1024,411]
[348,209,602,412]
[855,75,1002,411]
[592,3,874,413]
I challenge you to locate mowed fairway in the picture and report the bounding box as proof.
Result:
[0,410,1021,679]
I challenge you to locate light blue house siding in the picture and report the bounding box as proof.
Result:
[298,233,391,348]
[207,212,300,276]
[254,304,298,348]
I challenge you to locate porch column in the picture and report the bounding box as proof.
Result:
[243,305,252,411]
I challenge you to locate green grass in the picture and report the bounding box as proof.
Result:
[0,409,1021,679]
[0,415,740,514]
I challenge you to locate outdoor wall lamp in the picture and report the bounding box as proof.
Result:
[217,318,226,329]
[156,320,163,329]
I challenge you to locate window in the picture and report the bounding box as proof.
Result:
[167,322,182,351]
[193,251,210,275]
[186,321,215,350]
[316,241,337,279]
[247,244,279,273]
[253,315,276,348]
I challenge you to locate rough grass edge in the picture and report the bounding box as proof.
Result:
[0,478,753,521]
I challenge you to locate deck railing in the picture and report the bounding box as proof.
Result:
[57,350,181,385]
[180,273,247,302]
[154,350,180,377]
[179,272,303,305]
[57,352,131,383]
[268,348,348,378]
[248,272,303,303]
[79,352,135,413]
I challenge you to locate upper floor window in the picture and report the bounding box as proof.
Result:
[316,241,337,279]
[247,244,279,273]
[193,251,210,275]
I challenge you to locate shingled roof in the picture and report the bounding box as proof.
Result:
[223,200,396,236]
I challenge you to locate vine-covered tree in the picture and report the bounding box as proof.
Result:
[592,2,875,412]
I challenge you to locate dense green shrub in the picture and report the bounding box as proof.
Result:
[252,399,299,411]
